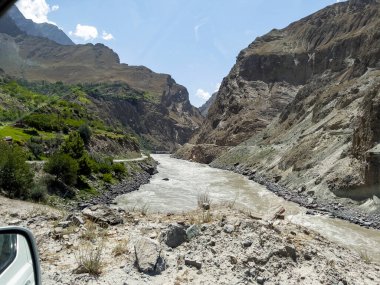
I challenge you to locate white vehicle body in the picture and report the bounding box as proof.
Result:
[0,234,34,285]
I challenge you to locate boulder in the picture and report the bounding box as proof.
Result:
[134,237,165,274]
[82,205,123,227]
[186,225,200,240]
[163,224,187,248]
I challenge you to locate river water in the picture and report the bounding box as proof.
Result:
[116,154,380,263]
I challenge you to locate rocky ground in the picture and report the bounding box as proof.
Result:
[0,196,379,285]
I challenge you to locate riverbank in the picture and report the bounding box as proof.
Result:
[210,162,380,230]
[0,196,379,284]
[78,159,158,208]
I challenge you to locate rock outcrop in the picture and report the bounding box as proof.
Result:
[194,0,380,201]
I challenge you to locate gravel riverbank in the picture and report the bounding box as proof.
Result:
[78,159,157,208]
[216,164,380,230]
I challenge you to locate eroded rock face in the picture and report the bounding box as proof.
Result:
[196,0,380,148]
[203,0,380,200]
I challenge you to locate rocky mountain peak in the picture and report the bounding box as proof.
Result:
[6,6,74,45]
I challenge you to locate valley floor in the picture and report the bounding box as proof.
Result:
[0,196,379,285]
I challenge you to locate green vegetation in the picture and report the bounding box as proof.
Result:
[78,124,92,146]
[44,152,79,186]
[0,78,144,205]
[0,141,33,199]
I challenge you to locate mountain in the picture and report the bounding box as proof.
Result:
[181,0,380,200]
[199,92,217,117]
[0,6,202,151]
[6,6,74,45]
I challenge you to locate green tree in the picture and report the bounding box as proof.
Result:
[61,131,85,159]
[44,152,79,186]
[0,141,34,199]
[78,124,92,146]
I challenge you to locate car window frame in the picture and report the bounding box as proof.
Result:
[0,233,17,274]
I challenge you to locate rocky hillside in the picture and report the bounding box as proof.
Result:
[0,6,202,151]
[6,6,74,45]
[183,0,380,202]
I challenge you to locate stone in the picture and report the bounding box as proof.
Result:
[58,221,73,228]
[242,240,253,248]
[82,205,123,227]
[186,225,200,240]
[223,224,234,233]
[72,216,84,226]
[162,178,169,181]
[163,224,187,248]
[285,245,297,261]
[134,237,165,274]
[257,276,265,284]
[184,258,202,270]
[229,255,238,264]
[8,219,22,225]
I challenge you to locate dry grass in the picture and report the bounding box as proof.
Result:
[197,192,211,209]
[80,221,98,241]
[112,239,129,257]
[75,242,104,276]
[140,203,150,216]
[359,250,373,264]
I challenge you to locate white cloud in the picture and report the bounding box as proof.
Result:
[102,31,114,41]
[194,18,207,42]
[16,0,59,24]
[69,24,98,41]
[195,89,211,101]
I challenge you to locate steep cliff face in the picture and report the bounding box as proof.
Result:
[0,8,202,151]
[207,0,380,200]
[197,0,380,147]
[199,92,217,117]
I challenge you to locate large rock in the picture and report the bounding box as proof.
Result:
[82,205,123,227]
[162,224,187,248]
[134,237,165,274]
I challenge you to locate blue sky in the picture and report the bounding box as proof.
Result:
[16,0,344,107]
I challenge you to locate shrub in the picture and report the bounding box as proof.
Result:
[26,137,44,160]
[23,113,62,132]
[78,124,92,146]
[30,184,48,202]
[0,141,34,199]
[23,128,39,136]
[45,177,76,198]
[78,154,93,176]
[61,131,85,160]
[44,152,79,186]
[112,163,127,178]
[101,173,112,183]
